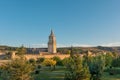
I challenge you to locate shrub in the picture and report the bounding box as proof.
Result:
[52,56,63,66]
[0,57,34,80]
[37,65,41,69]
[42,59,56,70]
[62,57,70,67]
[29,58,36,64]
[35,70,40,74]
[36,57,45,64]
[109,68,120,75]
[112,56,120,67]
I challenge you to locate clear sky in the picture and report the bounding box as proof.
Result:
[0,0,120,47]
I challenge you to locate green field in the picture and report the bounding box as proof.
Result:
[0,66,120,80]
[34,66,120,80]
[102,72,120,80]
[34,66,65,80]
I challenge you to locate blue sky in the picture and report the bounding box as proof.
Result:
[0,0,120,47]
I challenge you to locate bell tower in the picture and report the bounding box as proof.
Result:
[48,30,57,53]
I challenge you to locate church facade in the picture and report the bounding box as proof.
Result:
[48,30,57,53]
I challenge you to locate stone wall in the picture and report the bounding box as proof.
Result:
[24,54,70,60]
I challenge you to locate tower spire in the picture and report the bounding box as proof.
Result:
[50,29,54,36]
[48,29,57,53]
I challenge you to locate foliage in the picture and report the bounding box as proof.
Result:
[104,53,114,68]
[64,55,91,80]
[108,68,120,75]
[0,57,34,80]
[36,57,45,64]
[37,64,41,69]
[5,51,12,55]
[29,58,36,64]
[52,56,63,66]
[42,59,56,70]
[112,56,120,67]
[16,46,27,55]
[62,57,70,66]
[86,55,105,80]
[33,65,120,80]
[58,48,71,54]
[112,52,118,58]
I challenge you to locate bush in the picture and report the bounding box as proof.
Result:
[62,57,70,67]
[5,52,12,55]
[52,56,63,66]
[3,56,9,60]
[109,68,120,75]
[29,58,36,64]
[104,53,114,68]
[35,70,40,74]
[42,59,56,70]
[112,56,120,67]
[37,65,41,69]
[0,57,34,80]
[36,57,45,64]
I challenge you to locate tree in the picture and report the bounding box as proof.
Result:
[52,56,63,66]
[64,55,91,80]
[42,58,56,70]
[0,57,34,80]
[16,46,27,55]
[29,58,36,65]
[112,56,120,67]
[104,53,113,68]
[87,55,105,80]
[62,57,70,66]
[36,57,45,64]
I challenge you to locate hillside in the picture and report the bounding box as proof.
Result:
[0,45,120,54]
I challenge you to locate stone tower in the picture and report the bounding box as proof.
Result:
[48,30,57,53]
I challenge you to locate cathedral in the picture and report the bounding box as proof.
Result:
[27,30,57,54]
[48,30,57,53]
[8,30,70,60]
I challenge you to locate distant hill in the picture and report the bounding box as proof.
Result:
[0,45,120,54]
[58,46,120,54]
[97,46,120,53]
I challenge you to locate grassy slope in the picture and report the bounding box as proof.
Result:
[0,66,120,80]
[102,72,120,80]
[34,66,120,80]
[34,66,65,80]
